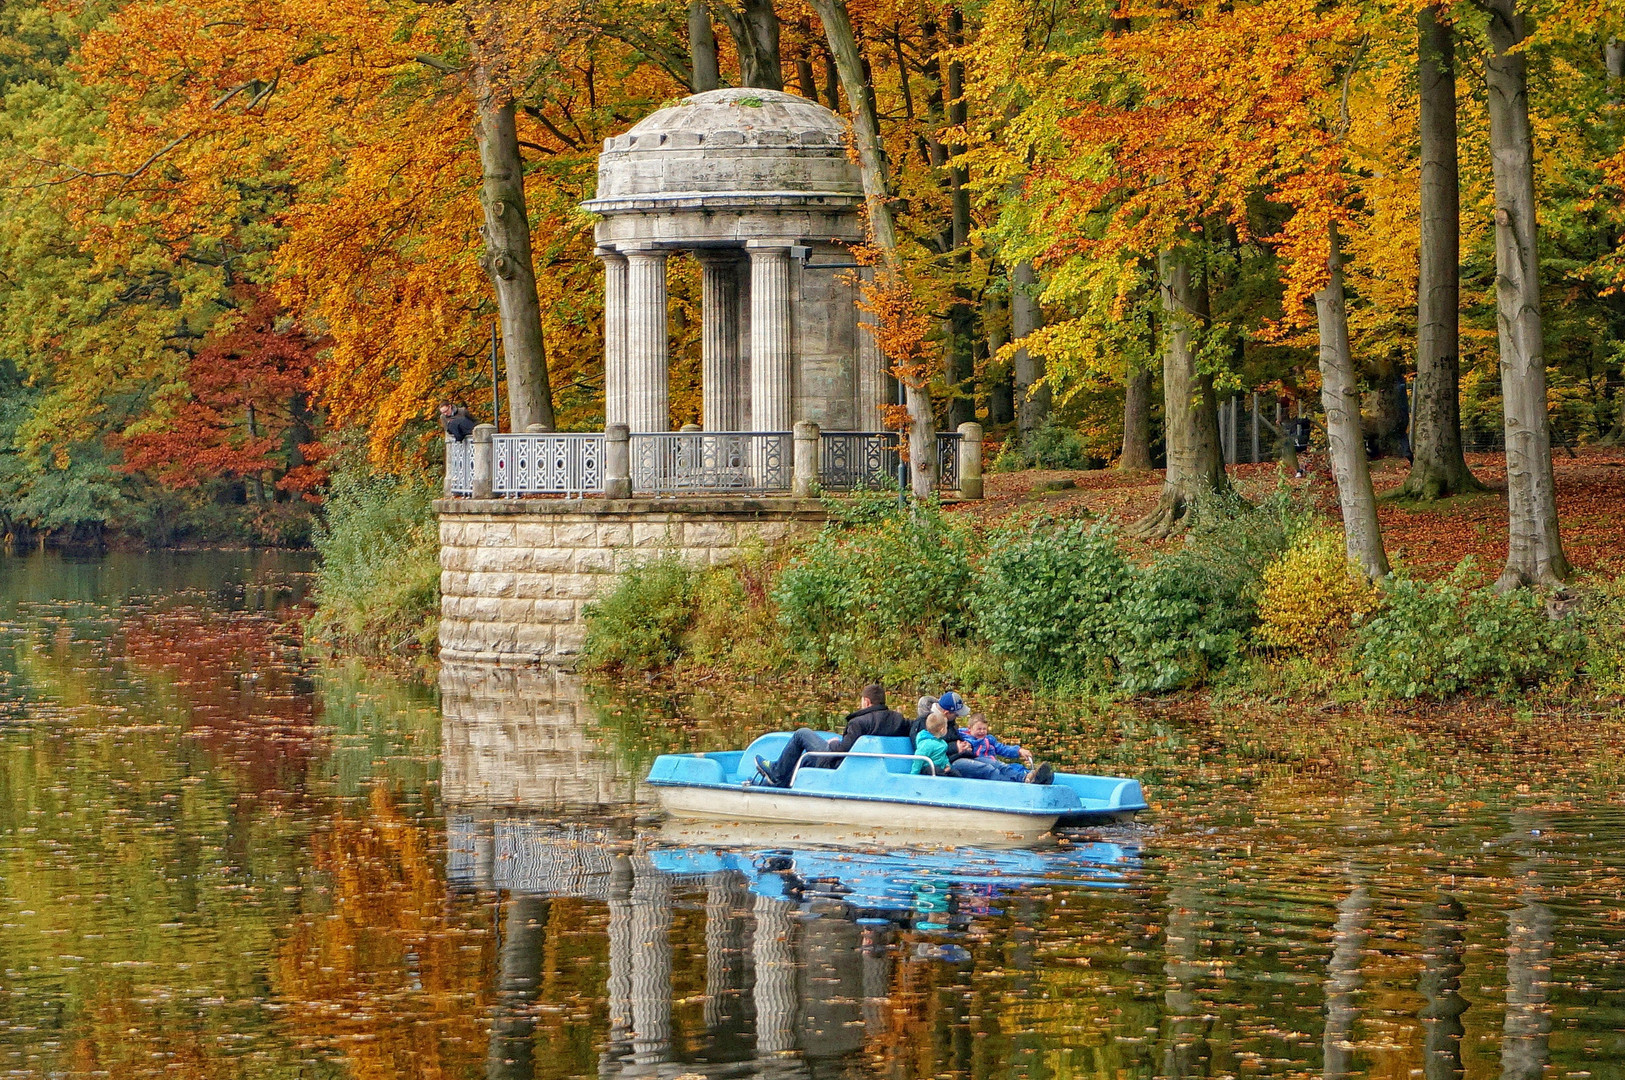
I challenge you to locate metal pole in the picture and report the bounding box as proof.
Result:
[1251,391,1260,464]
[490,322,501,432]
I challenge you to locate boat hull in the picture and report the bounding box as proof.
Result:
[654,784,1060,842]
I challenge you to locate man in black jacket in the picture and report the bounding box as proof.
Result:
[755,684,907,787]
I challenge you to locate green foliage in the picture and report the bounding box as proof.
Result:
[772,501,975,669]
[682,541,789,671]
[990,419,1091,472]
[1353,560,1583,700]
[307,451,440,658]
[972,519,1257,693]
[1579,573,1625,697]
[579,554,698,671]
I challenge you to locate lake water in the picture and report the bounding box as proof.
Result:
[0,550,1620,1080]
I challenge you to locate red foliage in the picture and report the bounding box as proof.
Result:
[121,289,328,490]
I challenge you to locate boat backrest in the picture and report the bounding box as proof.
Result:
[736,733,795,782]
[846,735,919,773]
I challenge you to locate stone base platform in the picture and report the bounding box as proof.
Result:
[437,496,827,666]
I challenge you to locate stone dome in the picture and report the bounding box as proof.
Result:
[587,88,862,206]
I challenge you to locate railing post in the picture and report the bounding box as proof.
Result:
[680,423,702,433]
[443,435,456,497]
[605,423,632,499]
[956,422,983,499]
[793,421,821,497]
[471,424,495,499]
[526,423,550,434]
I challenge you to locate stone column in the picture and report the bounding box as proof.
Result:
[749,244,794,433]
[957,421,984,499]
[471,423,495,499]
[629,856,673,1067]
[856,265,887,430]
[604,423,631,499]
[699,252,746,431]
[625,248,670,433]
[599,249,628,429]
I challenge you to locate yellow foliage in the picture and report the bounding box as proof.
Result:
[1256,529,1379,653]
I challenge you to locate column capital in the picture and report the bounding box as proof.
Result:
[595,244,626,263]
[694,247,746,265]
[622,245,669,260]
[744,239,796,254]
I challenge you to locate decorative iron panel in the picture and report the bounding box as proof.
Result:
[493,433,605,496]
[630,432,791,495]
[445,439,474,496]
[819,431,900,491]
[936,432,962,491]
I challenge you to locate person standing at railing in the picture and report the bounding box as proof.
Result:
[440,403,475,441]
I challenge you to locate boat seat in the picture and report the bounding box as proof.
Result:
[735,731,840,783]
[845,735,921,773]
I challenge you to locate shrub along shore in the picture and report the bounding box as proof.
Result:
[580,490,1625,707]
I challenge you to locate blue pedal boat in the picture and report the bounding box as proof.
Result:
[644,732,1149,842]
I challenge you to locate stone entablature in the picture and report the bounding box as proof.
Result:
[437,497,826,666]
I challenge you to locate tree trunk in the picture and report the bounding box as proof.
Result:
[468,10,555,431]
[1012,261,1050,434]
[1315,225,1390,579]
[986,293,1015,426]
[1484,0,1570,590]
[689,0,720,92]
[1418,896,1467,1080]
[1322,884,1370,1080]
[719,0,783,90]
[810,0,936,497]
[1399,5,1482,500]
[487,896,548,1080]
[944,8,975,431]
[1366,357,1408,458]
[1120,365,1154,469]
[1130,253,1228,537]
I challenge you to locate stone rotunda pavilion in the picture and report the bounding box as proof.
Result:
[581,87,888,435]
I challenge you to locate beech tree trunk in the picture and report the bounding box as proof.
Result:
[689,0,720,92]
[1400,6,1481,499]
[1315,226,1389,579]
[986,293,1015,426]
[469,16,555,432]
[719,0,783,90]
[1419,896,1467,1080]
[1120,366,1154,469]
[810,0,936,497]
[1484,0,1570,589]
[1012,261,1050,434]
[1131,254,1228,537]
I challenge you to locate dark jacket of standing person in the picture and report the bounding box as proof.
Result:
[442,405,475,442]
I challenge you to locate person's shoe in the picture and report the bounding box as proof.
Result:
[1025,762,1054,785]
[754,755,780,787]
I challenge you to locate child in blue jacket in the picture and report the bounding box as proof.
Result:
[961,713,1048,784]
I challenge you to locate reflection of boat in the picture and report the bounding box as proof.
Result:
[646,733,1149,841]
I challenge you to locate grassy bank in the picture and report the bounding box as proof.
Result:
[579,488,1625,710]
[305,453,441,664]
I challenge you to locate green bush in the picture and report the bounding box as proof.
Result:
[1579,573,1625,696]
[579,554,698,671]
[971,520,1252,692]
[990,419,1091,471]
[1353,560,1583,699]
[309,455,441,657]
[773,499,975,668]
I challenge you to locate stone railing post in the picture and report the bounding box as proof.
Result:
[605,423,631,499]
[471,424,495,499]
[680,423,702,433]
[443,434,456,497]
[792,421,821,497]
[956,421,983,499]
[526,423,551,434]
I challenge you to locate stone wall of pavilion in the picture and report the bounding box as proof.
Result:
[436,496,827,666]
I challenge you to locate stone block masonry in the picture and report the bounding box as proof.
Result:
[437,496,827,666]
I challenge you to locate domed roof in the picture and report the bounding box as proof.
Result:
[587,88,863,208]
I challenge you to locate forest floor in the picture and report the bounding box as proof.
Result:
[964,445,1625,579]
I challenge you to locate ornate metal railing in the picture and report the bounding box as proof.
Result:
[494,433,606,496]
[445,438,475,496]
[630,432,790,495]
[936,431,962,491]
[818,431,960,492]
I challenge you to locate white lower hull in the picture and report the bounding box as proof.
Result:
[654,785,1059,843]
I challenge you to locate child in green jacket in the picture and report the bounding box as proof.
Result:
[912,710,951,776]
